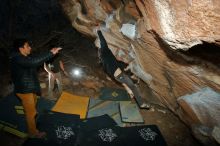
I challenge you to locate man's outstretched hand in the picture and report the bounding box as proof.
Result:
[50,47,62,55]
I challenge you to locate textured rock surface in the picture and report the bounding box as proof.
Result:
[60,0,220,144]
[178,87,220,126]
[212,126,220,144]
[135,0,220,50]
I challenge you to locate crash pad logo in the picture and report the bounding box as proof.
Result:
[98,128,118,142]
[139,128,158,141]
[55,126,75,140]
[111,91,119,97]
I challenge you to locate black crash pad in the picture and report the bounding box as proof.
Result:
[80,114,117,132]
[77,125,167,146]
[77,126,124,146]
[120,125,167,146]
[37,111,80,146]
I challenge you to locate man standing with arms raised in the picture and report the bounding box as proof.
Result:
[10,38,61,138]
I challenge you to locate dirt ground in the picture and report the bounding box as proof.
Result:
[0,29,201,146]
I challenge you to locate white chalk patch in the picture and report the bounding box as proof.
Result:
[120,23,136,39]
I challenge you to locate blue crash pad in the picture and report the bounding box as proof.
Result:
[88,98,125,126]
[119,101,144,123]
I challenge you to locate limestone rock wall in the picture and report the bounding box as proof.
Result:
[60,0,220,144]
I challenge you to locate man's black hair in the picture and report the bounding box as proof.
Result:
[13,38,28,52]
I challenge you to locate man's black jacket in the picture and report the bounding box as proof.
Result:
[10,51,53,95]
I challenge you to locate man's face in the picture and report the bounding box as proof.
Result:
[20,42,32,56]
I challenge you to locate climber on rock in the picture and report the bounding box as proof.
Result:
[94,24,151,109]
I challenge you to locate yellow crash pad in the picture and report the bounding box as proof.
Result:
[52,92,89,119]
